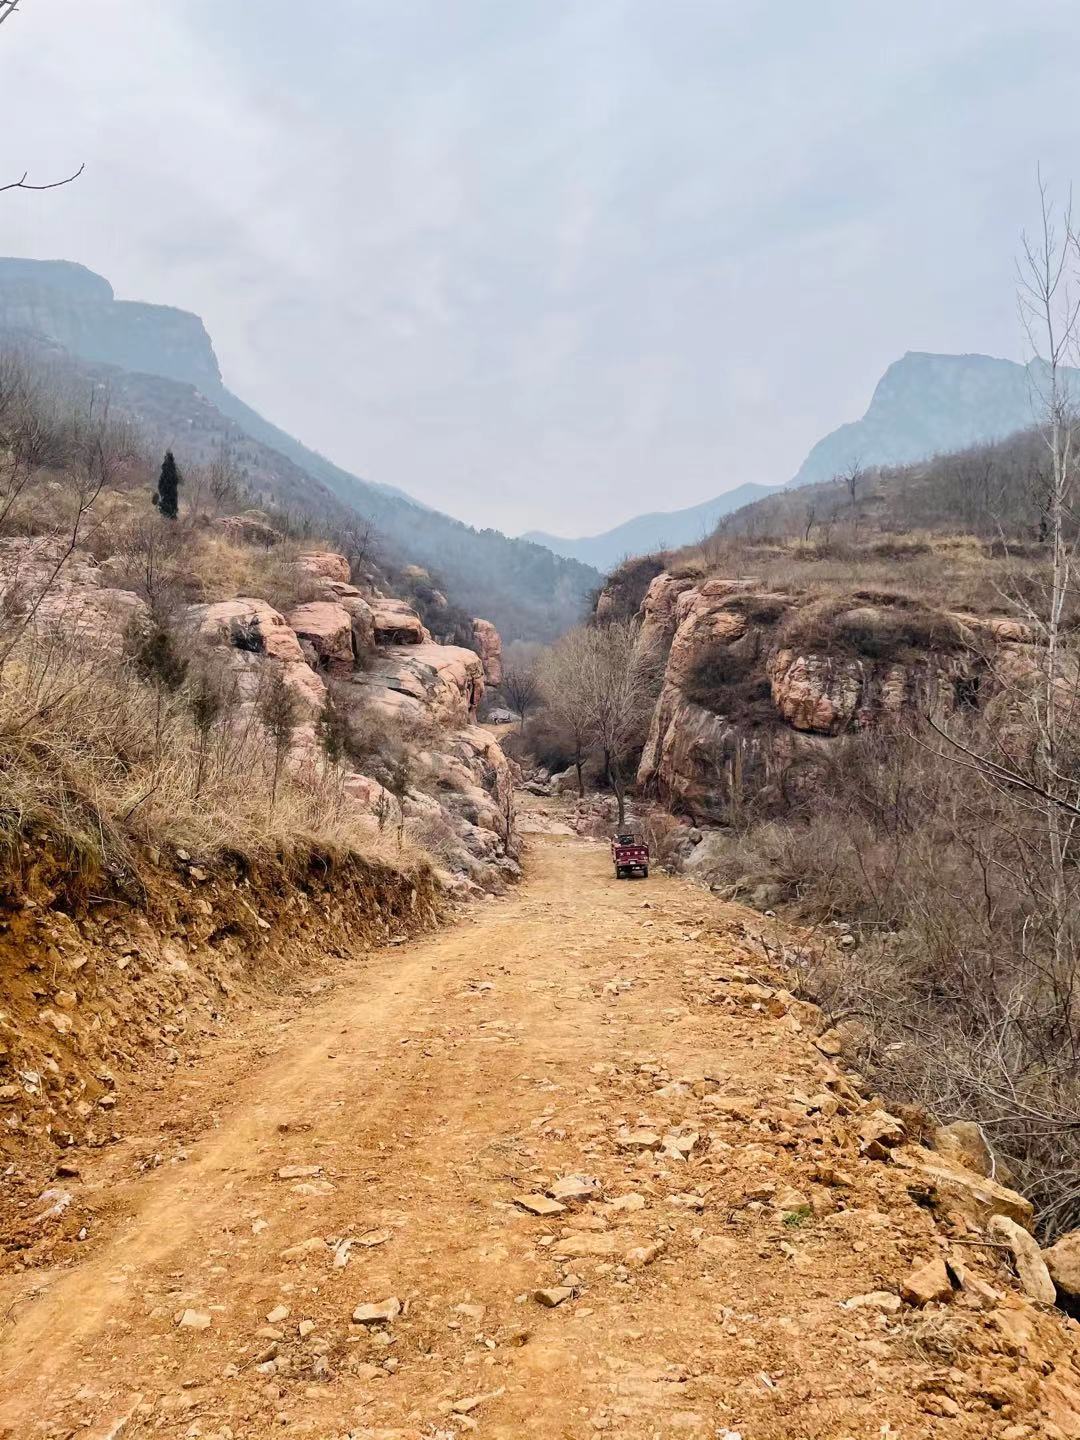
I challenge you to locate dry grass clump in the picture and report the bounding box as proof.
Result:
[672,532,1043,617]
[0,630,425,898]
[98,519,326,613]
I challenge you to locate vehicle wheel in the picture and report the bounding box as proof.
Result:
[642,867,649,879]
[615,866,624,879]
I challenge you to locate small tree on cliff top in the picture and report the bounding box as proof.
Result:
[153,450,182,519]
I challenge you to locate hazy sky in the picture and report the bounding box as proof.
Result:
[4,2,1080,535]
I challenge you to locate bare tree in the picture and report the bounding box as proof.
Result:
[840,458,864,539]
[928,173,1080,1027]
[1,3,85,195]
[536,628,599,799]
[500,665,540,730]
[580,619,660,826]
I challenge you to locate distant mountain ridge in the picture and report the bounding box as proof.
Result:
[0,258,598,641]
[787,350,1072,489]
[522,482,778,570]
[532,350,1069,575]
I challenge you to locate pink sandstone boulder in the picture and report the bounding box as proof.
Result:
[363,643,485,726]
[192,597,307,665]
[296,551,351,585]
[471,618,503,685]
[371,597,430,646]
[287,601,355,674]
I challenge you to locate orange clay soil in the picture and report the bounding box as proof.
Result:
[2,811,1080,1439]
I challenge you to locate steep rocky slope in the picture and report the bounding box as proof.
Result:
[0,258,599,641]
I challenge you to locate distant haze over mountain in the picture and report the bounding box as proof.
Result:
[787,350,1063,490]
[530,350,1062,573]
[522,483,777,571]
[0,258,598,642]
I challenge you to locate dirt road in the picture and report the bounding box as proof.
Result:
[2,821,1078,1439]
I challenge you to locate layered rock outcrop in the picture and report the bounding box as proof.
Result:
[633,570,1030,822]
[2,539,514,893]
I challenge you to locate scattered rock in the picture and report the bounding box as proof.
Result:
[266,1304,290,1324]
[605,1193,646,1213]
[897,1146,1035,1228]
[843,1291,902,1314]
[554,1233,618,1258]
[450,1387,505,1414]
[933,1119,999,1179]
[1043,1230,1080,1299]
[177,1309,212,1330]
[352,1297,402,1326]
[356,1227,393,1247]
[900,1258,954,1307]
[548,1174,602,1203]
[857,1109,905,1159]
[276,1165,322,1180]
[515,1193,567,1217]
[624,1241,665,1267]
[616,1127,662,1152]
[533,1287,574,1307]
[988,1215,1056,1304]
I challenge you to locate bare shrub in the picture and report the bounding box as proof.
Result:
[695,716,1080,1238]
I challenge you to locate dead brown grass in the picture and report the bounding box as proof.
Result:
[0,628,428,898]
[671,532,1043,617]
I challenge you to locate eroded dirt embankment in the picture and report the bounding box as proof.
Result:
[2,816,1080,1439]
[0,839,441,1267]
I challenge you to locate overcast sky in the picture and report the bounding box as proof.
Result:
[3,2,1080,535]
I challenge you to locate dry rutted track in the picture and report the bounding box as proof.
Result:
[3,828,1080,1438]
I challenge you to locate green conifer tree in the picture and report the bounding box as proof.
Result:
[153,450,182,519]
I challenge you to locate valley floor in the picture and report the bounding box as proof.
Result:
[2,803,1079,1438]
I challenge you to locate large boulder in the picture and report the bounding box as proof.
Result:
[295,551,351,585]
[362,643,485,727]
[1043,1231,1080,1299]
[287,601,355,674]
[371,597,430,646]
[192,596,307,664]
[893,1145,1034,1229]
[189,597,326,718]
[471,618,503,685]
[0,536,145,649]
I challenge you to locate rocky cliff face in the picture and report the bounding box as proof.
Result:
[632,570,1030,823]
[0,259,221,390]
[788,351,1076,490]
